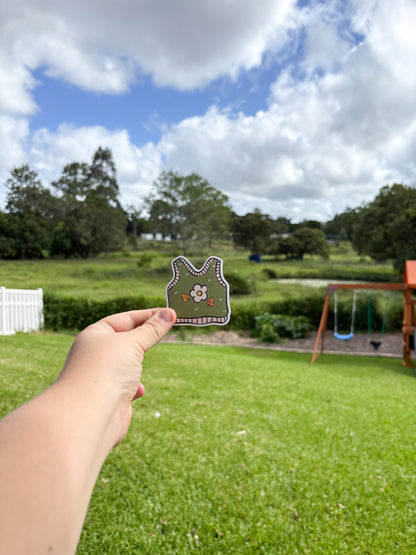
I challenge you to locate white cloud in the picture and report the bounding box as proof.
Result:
[29,124,162,207]
[126,0,297,89]
[300,0,356,75]
[0,116,30,205]
[156,100,385,220]
[0,0,297,109]
[147,0,416,219]
[0,58,38,117]
[0,116,29,168]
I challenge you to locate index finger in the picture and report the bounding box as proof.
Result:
[97,309,164,333]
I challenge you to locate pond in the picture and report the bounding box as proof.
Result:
[275,278,363,288]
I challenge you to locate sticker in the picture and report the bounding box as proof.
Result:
[166,256,231,326]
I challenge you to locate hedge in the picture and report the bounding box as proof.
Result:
[43,292,403,333]
[43,294,166,331]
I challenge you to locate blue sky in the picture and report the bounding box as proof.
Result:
[30,65,276,146]
[1,0,416,221]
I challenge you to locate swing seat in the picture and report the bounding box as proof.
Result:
[334,332,355,341]
[370,340,382,351]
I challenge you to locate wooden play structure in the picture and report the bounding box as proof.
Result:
[311,260,416,367]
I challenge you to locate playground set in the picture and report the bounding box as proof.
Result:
[311,260,416,367]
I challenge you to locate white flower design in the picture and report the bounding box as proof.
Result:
[190,283,208,303]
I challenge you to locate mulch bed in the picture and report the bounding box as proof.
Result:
[163,330,407,359]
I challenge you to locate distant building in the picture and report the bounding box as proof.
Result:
[140,232,172,242]
[325,234,340,245]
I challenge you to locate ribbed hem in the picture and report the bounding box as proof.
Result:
[176,315,229,325]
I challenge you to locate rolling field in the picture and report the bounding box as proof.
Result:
[0,243,399,304]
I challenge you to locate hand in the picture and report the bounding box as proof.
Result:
[57,308,176,445]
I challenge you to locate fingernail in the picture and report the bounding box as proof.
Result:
[158,309,173,324]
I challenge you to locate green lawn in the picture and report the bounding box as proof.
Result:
[1,334,416,553]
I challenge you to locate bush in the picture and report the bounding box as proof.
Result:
[226,305,257,331]
[224,294,323,333]
[225,271,252,295]
[253,312,313,343]
[257,322,282,343]
[267,293,324,326]
[44,294,165,331]
[136,251,156,269]
[261,268,278,280]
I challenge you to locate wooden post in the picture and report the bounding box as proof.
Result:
[402,287,414,367]
[311,290,331,363]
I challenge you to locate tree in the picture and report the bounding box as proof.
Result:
[202,189,232,247]
[231,209,274,254]
[276,227,329,260]
[146,171,231,255]
[325,208,361,241]
[148,199,175,237]
[88,146,121,207]
[48,162,90,201]
[52,147,126,257]
[273,216,291,235]
[0,211,17,258]
[0,210,50,259]
[50,222,73,258]
[3,165,60,258]
[351,183,416,272]
[6,165,59,224]
[292,219,323,231]
[125,206,144,236]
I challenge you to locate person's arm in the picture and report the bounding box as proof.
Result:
[0,308,176,555]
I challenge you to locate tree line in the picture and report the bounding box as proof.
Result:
[325,183,416,272]
[0,147,125,259]
[0,146,415,270]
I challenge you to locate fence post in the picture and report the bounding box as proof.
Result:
[0,287,5,334]
[38,288,44,330]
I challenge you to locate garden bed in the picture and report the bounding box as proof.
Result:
[163,330,406,358]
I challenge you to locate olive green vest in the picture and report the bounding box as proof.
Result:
[166,256,230,325]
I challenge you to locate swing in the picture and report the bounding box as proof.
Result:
[334,290,357,341]
[367,293,389,351]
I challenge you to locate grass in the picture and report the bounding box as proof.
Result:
[0,243,399,297]
[0,256,171,300]
[2,333,416,553]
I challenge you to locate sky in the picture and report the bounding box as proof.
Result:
[1,0,416,222]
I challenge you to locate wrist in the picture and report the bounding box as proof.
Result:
[51,372,124,454]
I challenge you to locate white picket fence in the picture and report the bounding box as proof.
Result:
[0,287,43,335]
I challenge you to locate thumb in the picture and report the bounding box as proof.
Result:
[130,308,176,353]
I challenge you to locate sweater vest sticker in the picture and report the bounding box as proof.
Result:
[166,256,231,326]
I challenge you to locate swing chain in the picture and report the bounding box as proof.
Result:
[334,290,357,340]
[367,292,390,350]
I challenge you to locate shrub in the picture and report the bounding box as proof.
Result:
[136,251,156,269]
[44,294,165,331]
[267,293,324,325]
[253,312,313,343]
[225,271,252,295]
[258,322,282,343]
[226,305,257,331]
[261,268,278,280]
